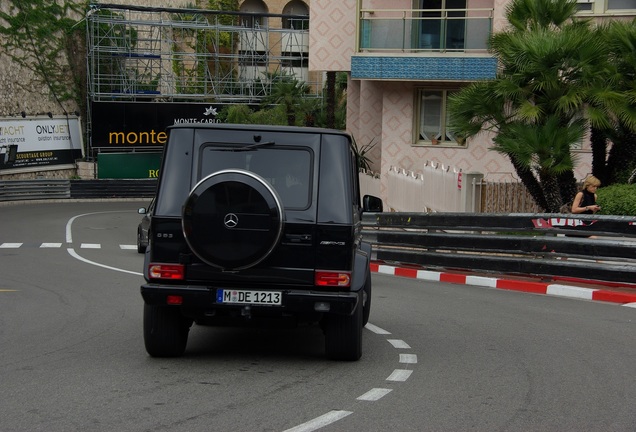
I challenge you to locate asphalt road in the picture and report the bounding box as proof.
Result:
[0,201,635,432]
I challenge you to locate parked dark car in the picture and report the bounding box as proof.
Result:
[140,124,383,360]
[136,198,154,253]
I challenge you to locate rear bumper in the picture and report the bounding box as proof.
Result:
[140,283,359,316]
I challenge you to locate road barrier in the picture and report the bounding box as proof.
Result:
[361,212,636,285]
[0,179,156,201]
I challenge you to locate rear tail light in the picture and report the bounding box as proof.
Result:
[167,295,183,305]
[315,271,351,287]
[148,263,185,280]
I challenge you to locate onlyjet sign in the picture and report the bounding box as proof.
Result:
[90,102,234,149]
[0,117,83,173]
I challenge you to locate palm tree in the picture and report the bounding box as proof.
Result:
[449,0,618,211]
[262,73,310,126]
[591,20,636,185]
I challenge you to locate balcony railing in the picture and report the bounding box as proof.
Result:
[358,7,493,53]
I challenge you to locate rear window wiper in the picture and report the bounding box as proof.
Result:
[204,141,276,152]
[238,141,276,151]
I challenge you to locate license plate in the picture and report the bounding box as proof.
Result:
[216,289,282,305]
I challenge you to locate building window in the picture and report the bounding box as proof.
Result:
[607,0,636,8]
[416,89,465,146]
[239,0,268,28]
[576,0,594,12]
[282,0,309,30]
[419,0,466,51]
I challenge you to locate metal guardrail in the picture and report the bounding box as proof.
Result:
[0,179,157,201]
[70,179,157,198]
[362,212,636,284]
[0,179,71,202]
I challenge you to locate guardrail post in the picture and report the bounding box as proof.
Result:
[461,172,483,212]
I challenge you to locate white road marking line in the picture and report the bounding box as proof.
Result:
[282,410,353,432]
[67,248,143,276]
[119,245,137,250]
[624,303,636,308]
[399,353,418,364]
[357,388,392,401]
[0,243,23,248]
[65,210,128,244]
[387,369,413,382]
[365,323,391,335]
[40,243,63,248]
[387,339,411,349]
[80,243,101,249]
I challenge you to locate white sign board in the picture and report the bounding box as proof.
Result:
[0,116,84,173]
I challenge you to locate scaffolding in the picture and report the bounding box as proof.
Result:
[86,3,317,103]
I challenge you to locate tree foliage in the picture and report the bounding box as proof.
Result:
[449,0,636,212]
[590,20,636,185]
[0,0,86,108]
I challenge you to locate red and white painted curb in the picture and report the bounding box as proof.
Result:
[370,262,636,307]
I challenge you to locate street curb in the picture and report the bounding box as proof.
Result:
[370,262,636,306]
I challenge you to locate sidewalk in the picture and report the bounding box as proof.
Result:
[370,261,636,306]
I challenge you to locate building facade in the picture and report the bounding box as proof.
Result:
[309,0,636,202]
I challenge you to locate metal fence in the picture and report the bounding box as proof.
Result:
[0,179,156,202]
[362,212,636,285]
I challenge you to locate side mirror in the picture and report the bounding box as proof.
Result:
[362,195,383,212]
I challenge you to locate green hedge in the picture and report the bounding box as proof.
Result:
[596,184,636,216]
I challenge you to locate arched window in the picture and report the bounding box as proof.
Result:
[282,0,309,30]
[239,0,268,28]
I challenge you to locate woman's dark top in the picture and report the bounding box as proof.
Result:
[579,189,596,214]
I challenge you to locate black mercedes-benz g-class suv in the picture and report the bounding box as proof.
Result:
[140,124,383,360]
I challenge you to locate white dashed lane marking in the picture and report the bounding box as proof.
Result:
[399,353,418,364]
[357,388,393,401]
[282,410,353,432]
[80,243,101,249]
[365,323,391,335]
[387,339,411,349]
[386,369,413,382]
[40,243,63,248]
[0,243,23,248]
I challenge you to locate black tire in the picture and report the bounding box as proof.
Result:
[324,293,363,361]
[143,304,191,357]
[182,169,284,270]
[362,267,372,326]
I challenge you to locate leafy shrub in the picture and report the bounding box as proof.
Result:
[596,183,636,216]
[219,104,289,126]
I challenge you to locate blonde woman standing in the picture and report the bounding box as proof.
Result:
[571,175,601,214]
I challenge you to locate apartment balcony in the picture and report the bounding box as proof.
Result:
[352,4,497,81]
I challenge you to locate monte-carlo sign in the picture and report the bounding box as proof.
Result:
[90,102,233,149]
[0,116,83,173]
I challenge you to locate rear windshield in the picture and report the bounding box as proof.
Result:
[200,145,312,209]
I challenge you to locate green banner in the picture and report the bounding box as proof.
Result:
[97,152,161,179]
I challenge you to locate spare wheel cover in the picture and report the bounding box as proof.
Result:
[182,169,284,270]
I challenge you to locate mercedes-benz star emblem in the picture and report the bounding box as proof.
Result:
[224,213,239,228]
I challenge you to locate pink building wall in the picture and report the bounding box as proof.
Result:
[310,0,595,203]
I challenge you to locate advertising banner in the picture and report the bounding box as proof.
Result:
[90,102,238,149]
[97,152,162,179]
[0,117,84,173]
